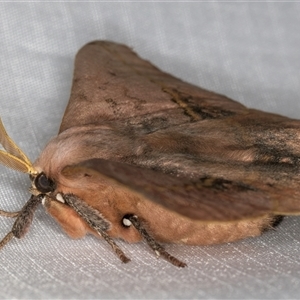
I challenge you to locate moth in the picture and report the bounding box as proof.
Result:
[0,41,300,268]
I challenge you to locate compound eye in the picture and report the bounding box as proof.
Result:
[35,173,55,193]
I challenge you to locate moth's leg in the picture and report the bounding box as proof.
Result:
[124,214,187,268]
[0,232,14,249]
[0,210,20,218]
[62,193,130,263]
[97,229,131,264]
[0,195,42,250]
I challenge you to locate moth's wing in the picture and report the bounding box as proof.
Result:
[62,158,277,222]
[59,41,246,133]
[59,41,300,218]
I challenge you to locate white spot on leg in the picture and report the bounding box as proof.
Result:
[56,193,65,203]
[122,218,132,227]
[41,197,46,206]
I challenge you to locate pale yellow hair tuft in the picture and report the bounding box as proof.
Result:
[0,118,36,174]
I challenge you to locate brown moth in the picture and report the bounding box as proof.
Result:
[1,41,300,268]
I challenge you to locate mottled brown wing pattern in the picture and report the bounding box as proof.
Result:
[59,41,246,134]
[60,41,300,221]
[62,159,273,221]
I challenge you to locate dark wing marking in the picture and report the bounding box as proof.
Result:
[59,41,246,133]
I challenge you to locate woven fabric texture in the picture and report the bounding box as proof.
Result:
[0,2,300,299]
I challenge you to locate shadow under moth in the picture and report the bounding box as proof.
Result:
[0,41,300,268]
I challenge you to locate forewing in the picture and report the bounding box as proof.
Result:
[59,41,246,133]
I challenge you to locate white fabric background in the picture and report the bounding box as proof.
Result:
[0,1,300,299]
